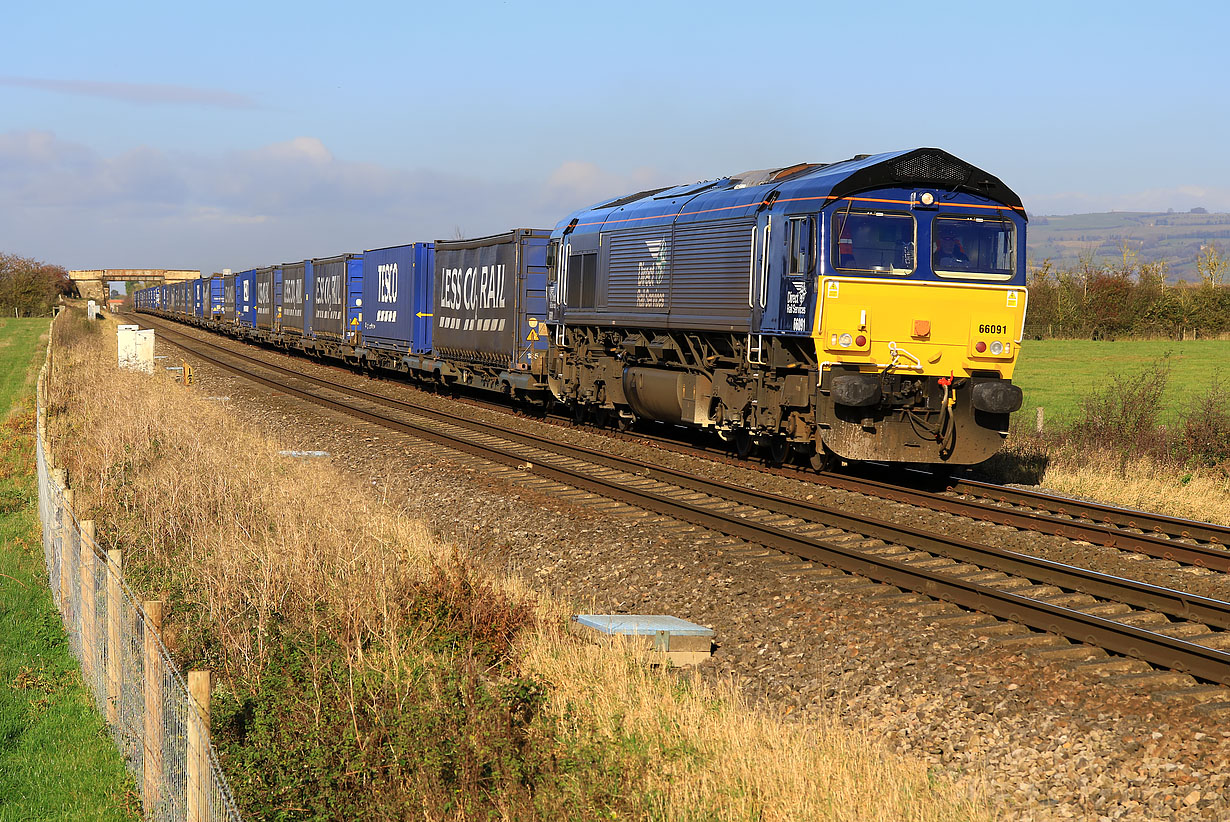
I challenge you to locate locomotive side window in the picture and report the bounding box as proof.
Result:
[787,216,815,275]
[932,215,1015,280]
[566,252,598,309]
[831,210,916,275]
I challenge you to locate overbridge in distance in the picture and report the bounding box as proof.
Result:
[69,269,200,302]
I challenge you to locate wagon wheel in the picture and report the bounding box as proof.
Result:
[616,411,636,432]
[733,429,755,460]
[592,407,611,429]
[766,436,790,467]
[572,402,588,426]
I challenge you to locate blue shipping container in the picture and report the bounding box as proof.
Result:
[236,269,257,327]
[209,277,224,319]
[361,243,434,354]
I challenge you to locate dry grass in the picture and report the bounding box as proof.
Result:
[1036,452,1230,527]
[523,634,986,821]
[48,308,989,820]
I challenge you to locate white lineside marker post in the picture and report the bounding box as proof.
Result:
[1036,406,1044,434]
[106,549,122,727]
[187,670,211,822]
[80,520,97,685]
[143,600,165,814]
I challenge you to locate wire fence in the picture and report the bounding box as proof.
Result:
[35,341,243,822]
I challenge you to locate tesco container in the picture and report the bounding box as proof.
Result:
[432,229,550,367]
[361,243,434,354]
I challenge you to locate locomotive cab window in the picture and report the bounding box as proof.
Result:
[831,210,916,275]
[787,216,815,275]
[932,215,1015,280]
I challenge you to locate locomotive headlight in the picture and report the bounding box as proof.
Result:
[838,333,853,348]
[920,192,935,206]
[990,340,1004,355]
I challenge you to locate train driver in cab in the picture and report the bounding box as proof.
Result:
[934,229,970,268]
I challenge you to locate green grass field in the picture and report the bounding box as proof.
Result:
[1012,339,1228,428]
[0,317,138,822]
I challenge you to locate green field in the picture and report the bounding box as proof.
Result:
[0,318,138,821]
[1012,338,1228,428]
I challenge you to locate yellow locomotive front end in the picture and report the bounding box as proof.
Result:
[814,201,1027,465]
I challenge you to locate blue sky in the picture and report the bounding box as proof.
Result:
[3,0,1228,274]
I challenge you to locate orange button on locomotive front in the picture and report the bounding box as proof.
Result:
[913,319,931,337]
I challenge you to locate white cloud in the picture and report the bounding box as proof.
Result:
[0,130,671,273]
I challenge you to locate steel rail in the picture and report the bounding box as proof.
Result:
[949,477,1230,546]
[815,471,1230,572]
[144,317,1230,685]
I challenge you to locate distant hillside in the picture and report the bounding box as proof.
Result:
[1027,210,1230,282]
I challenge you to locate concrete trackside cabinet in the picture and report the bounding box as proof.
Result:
[117,324,154,373]
[573,614,715,666]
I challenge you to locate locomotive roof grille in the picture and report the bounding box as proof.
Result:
[891,151,970,185]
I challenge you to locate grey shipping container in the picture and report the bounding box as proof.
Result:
[310,254,359,339]
[255,266,277,329]
[433,229,550,367]
[223,275,236,317]
[281,262,308,333]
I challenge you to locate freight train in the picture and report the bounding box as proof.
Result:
[135,147,1028,469]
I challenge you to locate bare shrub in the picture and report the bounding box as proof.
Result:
[1176,375,1230,473]
[1067,357,1171,465]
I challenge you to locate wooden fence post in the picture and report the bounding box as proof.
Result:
[106,550,122,727]
[80,520,97,686]
[187,670,211,822]
[143,600,165,815]
[59,486,74,624]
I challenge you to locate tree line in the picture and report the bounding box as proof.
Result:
[1024,244,1230,339]
[0,254,74,317]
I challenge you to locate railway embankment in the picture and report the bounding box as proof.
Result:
[45,304,988,819]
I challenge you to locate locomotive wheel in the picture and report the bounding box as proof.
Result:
[808,444,838,472]
[734,429,754,460]
[766,436,790,466]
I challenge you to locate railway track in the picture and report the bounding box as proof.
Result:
[140,315,1230,690]
[137,316,1230,571]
